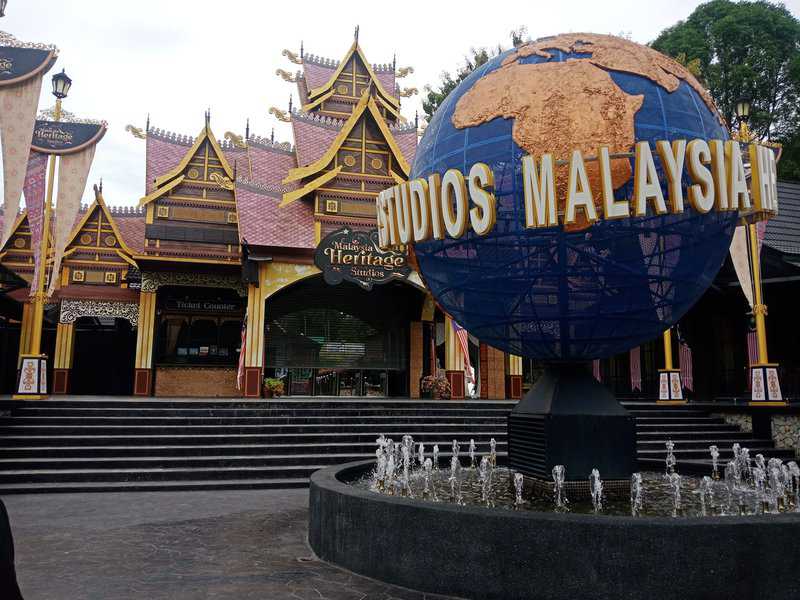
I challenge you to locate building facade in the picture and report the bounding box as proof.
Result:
[0,37,521,399]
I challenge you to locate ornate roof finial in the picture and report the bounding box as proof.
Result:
[415,110,418,129]
[146,113,150,132]
[300,40,304,59]
[354,25,359,42]
[393,53,396,70]
[270,127,275,143]
[205,108,211,127]
[288,95,293,113]
[245,118,250,141]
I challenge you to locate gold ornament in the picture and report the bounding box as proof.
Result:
[209,172,235,190]
[395,66,414,79]
[125,124,146,139]
[399,87,418,98]
[282,49,302,65]
[343,155,356,167]
[276,69,297,83]
[269,107,291,123]
[224,131,247,149]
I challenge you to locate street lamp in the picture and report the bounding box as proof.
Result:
[51,69,72,100]
[735,97,751,124]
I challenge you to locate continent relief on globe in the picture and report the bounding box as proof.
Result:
[452,33,725,232]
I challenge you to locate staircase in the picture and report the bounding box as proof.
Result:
[624,402,796,473]
[0,398,514,494]
[0,399,793,493]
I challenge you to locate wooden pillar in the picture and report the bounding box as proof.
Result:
[242,281,266,398]
[444,314,465,399]
[479,343,489,399]
[134,291,156,396]
[409,321,423,398]
[52,322,75,394]
[17,302,34,365]
[506,354,523,399]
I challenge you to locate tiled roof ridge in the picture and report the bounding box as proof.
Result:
[291,108,345,130]
[303,52,394,73]
[225,135,294,154]
[77,203,145,216]
[236,178,286,197]
[390,121,418,134]
[147,127,195,147]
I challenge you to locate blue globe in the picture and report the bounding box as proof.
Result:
[412,35,736,361]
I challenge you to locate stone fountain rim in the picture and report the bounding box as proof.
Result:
[314,459,800,525]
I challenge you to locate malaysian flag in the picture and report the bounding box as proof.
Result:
[630,347,642,392]
[747,329,759,366]
[679,342,693,392]
[452,320,474,383]
[237,311,247,391]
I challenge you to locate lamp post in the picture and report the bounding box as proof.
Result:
[23,69,71,394]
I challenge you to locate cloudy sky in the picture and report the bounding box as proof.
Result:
[3,0,800,206]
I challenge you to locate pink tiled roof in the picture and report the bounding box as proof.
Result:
[376,71,397,99]
[394,129,418,166]
[292,114,342,168]
[222,140,297,188]
[236,183,315,249]
[145,131,193,193]
[114,212,146,253]
[302,61,337,93]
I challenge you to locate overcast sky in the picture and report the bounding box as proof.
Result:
[3,0,800,207]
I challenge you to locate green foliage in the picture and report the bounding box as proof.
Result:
[421,27,529,121]
[652,0,800,181]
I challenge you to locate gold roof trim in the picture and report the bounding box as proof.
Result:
[153,122,234,189]
[283,92,410,185]
[301,88,335,113]
[306,41,399,110]
[279,166,342,208]
[138,175,185,207]
[0,210,29,253]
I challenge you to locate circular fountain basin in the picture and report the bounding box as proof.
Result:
[309,460,800,600]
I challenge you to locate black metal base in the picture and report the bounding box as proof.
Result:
[508,363,636,481]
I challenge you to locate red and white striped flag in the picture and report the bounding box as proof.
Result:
[592,359,602,382]
[237,311,247,391]
[452,320,473,383]
[747,329,759,366]
[679,342,693,392]
[629,347,642,391]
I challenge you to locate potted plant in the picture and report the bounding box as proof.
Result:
[263,378,285,398]
[421,374,451,399]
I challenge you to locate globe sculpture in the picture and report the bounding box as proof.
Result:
[412,33,736,361]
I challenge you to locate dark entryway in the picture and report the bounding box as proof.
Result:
[71,317,136,395]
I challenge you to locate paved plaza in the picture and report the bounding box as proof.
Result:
[3,489,457,600]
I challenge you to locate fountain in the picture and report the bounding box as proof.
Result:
[432,444,440,471]
[589,469,603,513]
[698,476,713,516]
[418,442,425,469]
[710,445,720,480]
[448,455,462,504]
[552,465,567,510]
[513,472,524,507]
[630,473,643,517]
[668,472,682,517]
[665,440,676,474]
[469,439,476,469]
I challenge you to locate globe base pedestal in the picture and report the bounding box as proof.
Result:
[507,363,636,482]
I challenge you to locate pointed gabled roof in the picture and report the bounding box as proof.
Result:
[0,211,28,254]
[140,119,234,206]
[304,41,399,112]
[281,92,411,208]
[64,189,136,264]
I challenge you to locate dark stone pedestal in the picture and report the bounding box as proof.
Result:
[508,363,636,481]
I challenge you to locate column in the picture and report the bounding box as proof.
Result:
[658,328,684,404]
[133,291,156,396]
[409,321,423,399]
[52,322,75,394]
[506,354,523,399]
[479,343,507,400]
[16,302,34,364]
[242,280,266,398]
[444,314,465,399]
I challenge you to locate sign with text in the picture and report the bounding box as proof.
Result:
[0,46,56,86]
[31,119,107,155]
[315,227,410,291]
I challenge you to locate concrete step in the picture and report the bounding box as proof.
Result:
[0,415,509,426]
[0,477,311,494]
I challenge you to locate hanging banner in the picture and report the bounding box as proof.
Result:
[314,227,410,291]
[0,32,57,246]
[729,226,753,308]
[47,144,97,296]
[22,151,48,294]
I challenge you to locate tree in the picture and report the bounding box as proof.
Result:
[651,1,800,153]
[421,28,528,121]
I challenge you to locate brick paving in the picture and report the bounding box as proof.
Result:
[3,489,457,600]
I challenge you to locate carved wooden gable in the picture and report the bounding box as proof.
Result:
[0,213,35,283]
[140,123,240,263]
[62,200,134,287]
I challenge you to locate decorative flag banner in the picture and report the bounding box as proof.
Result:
[22,151,48,294]
[729,226,754,309]
[592,359,601,382]
[0,32,56,245]
[46,144,96,296]
[629,347,641,392]
[237,310,247,391]
[679,342,693,392]
[452,320,473,383]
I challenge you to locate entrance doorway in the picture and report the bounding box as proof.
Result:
[263,276,425,397]
[71,317,136,395]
